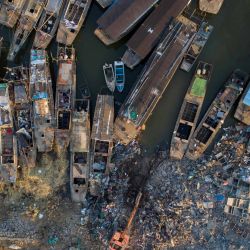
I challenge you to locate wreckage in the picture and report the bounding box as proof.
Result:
[170,62,212,160]
[5,66,36,168]
[0,83,18,183]
[56,0,92,45]
[54,46,76,152]
[33,0,65,49]
[0,0,27,28]
[7,0,46,61]
[186,69,248,160]
[30,49,55,153]
[89,94,114,196]
[70,88,91,203]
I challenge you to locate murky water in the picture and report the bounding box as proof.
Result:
[0,0,250,153]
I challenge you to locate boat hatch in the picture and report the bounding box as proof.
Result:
[181,102,198,123]
[177,123,192,140]
[95,140,109,154]
[58,110,70,129]
[93,155,108,173]
[74,152,87,164]
[41,14,57,33]
[196,126,213,144]
[73,177,86,185]
[205,115,221,129]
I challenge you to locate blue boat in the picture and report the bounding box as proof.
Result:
[114,61,125,92]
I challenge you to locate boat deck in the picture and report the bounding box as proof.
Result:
[114,18,197,145]
[199,0,224,14]
[0,83,12,128]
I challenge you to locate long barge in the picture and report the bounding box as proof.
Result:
[114,17,197,145]
[70,92,91,203]
[234,81,250,125]
[94,0,160,45]
[33,0,65,49]
[7,0,46,61]
[5,66,37,168]
[170,62,212,160]
[122,0,191,69]
[89,94,114,197]
[54,46,76,152]
[0,0,27,28]
[56,0,92,46]
[186,69,248,160]
[0,83,18,183]
[30,49,55,153]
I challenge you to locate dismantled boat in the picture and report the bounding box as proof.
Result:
[180,22,214,72]
[89,95,114,197]
[54,46,76,152]
[103,63,115,92]
[30,49,55,153]
[7,0,46,61]
[114,61,125,92]
[34,0,65,49]
[56,0,92,45]
[234,81,250,125]
[5,67,37,168]
[0,0,27,28]
[186,69,248,160]
[70,89,90,202]
[0,83,18,183]
[199,0,224,14]
[170,62,212,160]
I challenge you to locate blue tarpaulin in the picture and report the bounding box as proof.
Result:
[33,92,48,100]
[243,88,250,106]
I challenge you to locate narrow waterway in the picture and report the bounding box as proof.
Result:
[0,0,250,153]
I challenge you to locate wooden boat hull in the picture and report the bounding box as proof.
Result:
[186,69,248,160]
[56,0,92,45]
[170,62,212,160]
[103,63,115,92]
[234,82,250,125]
[199,0,224,14]
[33,0,65,49]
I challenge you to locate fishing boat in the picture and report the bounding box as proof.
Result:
[70,88,90,202]
[103,63,115,92]
[186,69,248,160]
[170,62,212,160]
[89,95,114,196]
[0,83,18,183]
[0,0,27,28]
[199,0,224,14]
[4,66,36,168]
[56,0,92,45]
[114,61,125,92]
[54,46,76,152]
[180,22,214,72]
[234,81,250,125]
[33,0,65,49]
[30,49,55,153]
[7,0,46,61]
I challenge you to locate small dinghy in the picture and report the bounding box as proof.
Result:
[103,63,115,92]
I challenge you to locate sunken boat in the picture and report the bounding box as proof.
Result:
[114,17,197,145]
[0,0,27,28]
[180,22,214,72]
[54,46,76,152]
[103,63,115,92]
[56,0,92,46]
[5,66,37,168]
[96,0,113,9]
[199,0,224,14]
[89,94,114,197]
[7,0,46,61]
[70,89,90,202]
[170,62,212,160]
[186,69,248,160]
[30,49,55,153]
[234,81,250,125]
[33,0,65,49]
[0,83,18,183]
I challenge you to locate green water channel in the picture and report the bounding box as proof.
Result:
[0,0,250,153]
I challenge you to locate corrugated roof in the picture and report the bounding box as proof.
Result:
[126,0,190,59]
[96,0,159,42]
